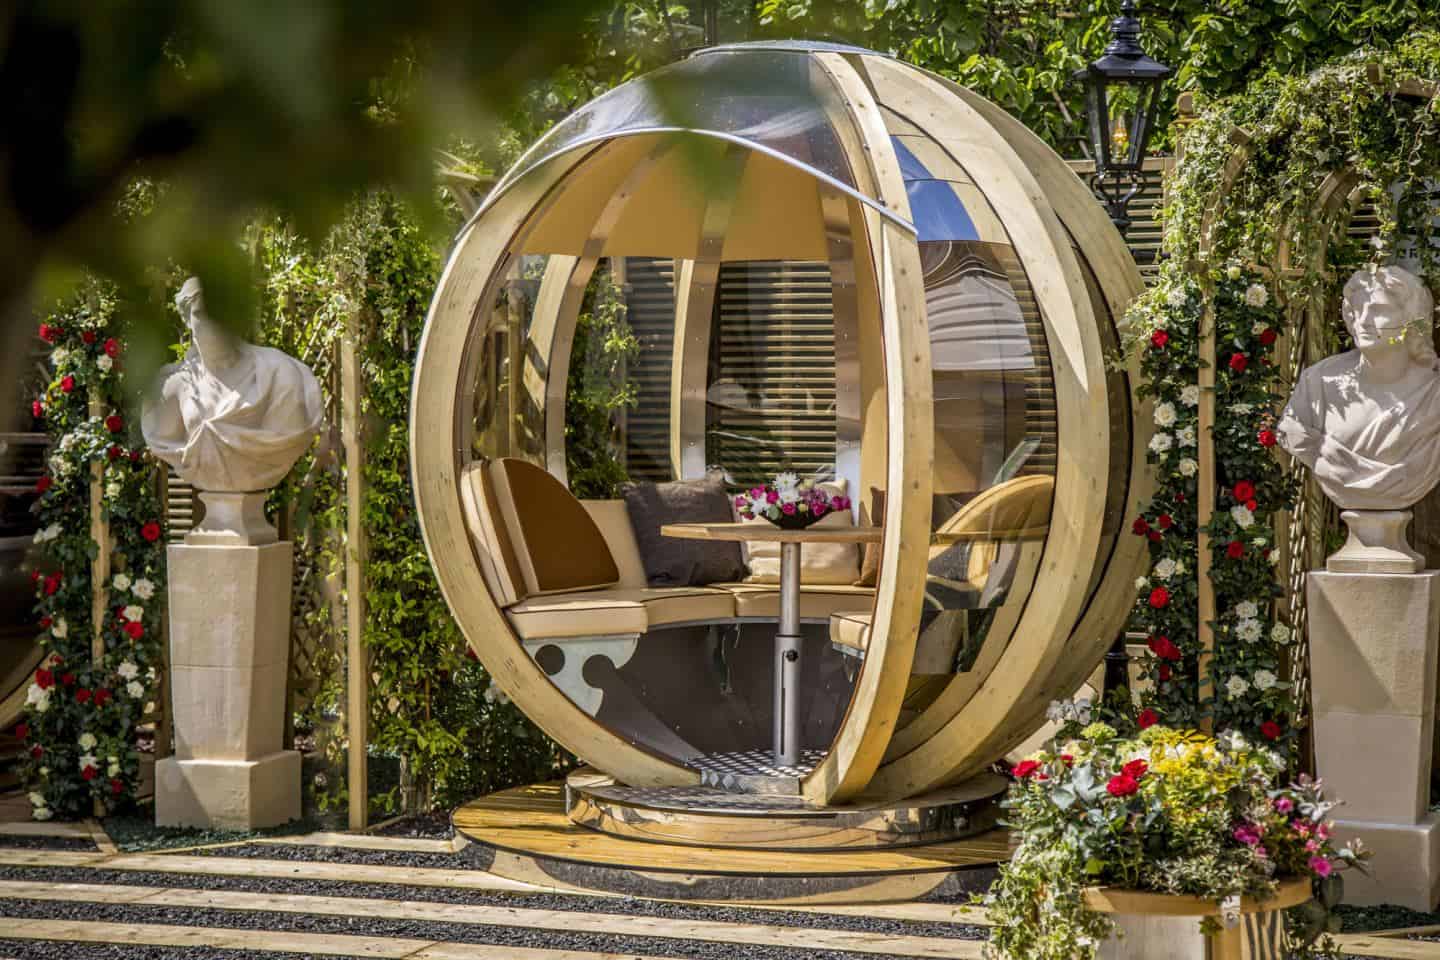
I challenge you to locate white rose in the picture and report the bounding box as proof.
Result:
[78,732,97,751]
[122,605,143,623]
[1153,402,1177,427]
[1231,504,1255,529]
[1271,623,1292,644]
[52,347,69,366]
[1253,669,1278,691]
[1236,618,1263,643]
[33,807,52,822]
[112,573,132,593]
[125,680,145,699]
[1251,320,1268,335]
[1226,264,1243,280]
[1230,403,1254,416]
[96,355,113,373]
[107,761,121,778]
[51,618,67,639]
[1245,283,1270,308]
[132,578,155,600]
[483,682,511,706]
[1149,433,1173,454]
[27,791,44,807]
[1225,675,1251,699]
[1177,425,1196,446]
[105,480,121,499]
[25,684,50,713]
[1180,384,1200,407]
[117,660,139,681]
[1153,558,1177,580]
[78,753,97,771]
[1235,601,1259,620]
[1135,576,1150,591]
[1178,458,1198,477]
[1166,286,1189,308]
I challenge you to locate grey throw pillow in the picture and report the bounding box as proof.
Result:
[622,474,745,586]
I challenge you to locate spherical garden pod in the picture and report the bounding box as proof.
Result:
[413,41,1149,829]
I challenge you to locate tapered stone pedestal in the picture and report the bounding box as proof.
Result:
[157,499,299,830]
[1308,569,1440,909]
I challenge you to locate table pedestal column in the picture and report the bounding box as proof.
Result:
[775,541,802,766]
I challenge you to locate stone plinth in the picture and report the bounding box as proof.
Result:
[1308,569,1440,910]
[156,538,300,830]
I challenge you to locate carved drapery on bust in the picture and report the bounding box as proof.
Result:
[1278,265,1440,512]
[142,278,324,493]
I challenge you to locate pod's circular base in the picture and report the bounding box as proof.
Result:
[453,780,1010,905]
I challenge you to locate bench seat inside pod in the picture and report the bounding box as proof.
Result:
[410,41,1148,806]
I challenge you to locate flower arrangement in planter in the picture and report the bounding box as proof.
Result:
[734,472,850,530]
[984,722,1368,960]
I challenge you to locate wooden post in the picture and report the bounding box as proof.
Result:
[87,398,110,816]
[341,313,368,831]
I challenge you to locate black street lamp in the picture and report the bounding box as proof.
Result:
[1075,0,1171,236]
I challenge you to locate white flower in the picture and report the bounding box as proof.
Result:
[96,355,113,373]
[1153,402,1177,427]
[32,523,61,544]
[1253,669,1278,691]
[117,660,139,681]
[1149,433,1173,454]
[51,618,67,640]
[1245,283,1270,308]
[1180,384,1200,407]
[1230,403,1254,416]
[78,753,97,771]
[125,680,145,699]
[107,760,121,778]
[773,472,800,495]
[1252,320,1269,335]
[1174,559,1186,576]
[1178,457,1198,477]
[1225,675,1251,699]
[132,578,155,600]
[1226,264,1243,280]
[1271,623,1292,644]
[1236,618,1263,643]
[1177,425,1196,446]
[122,605,143,623]
[483,682,510,706]
[78,732,96,751]
[105,480,122,499]
[1046,700,1064,723]
[33,807,52,821]
[27,791,44,807]
[1231,504,1255,529]
[1153,558,1177,580]
[25,684,50,713]
[1166,286,1189,308]
[51,347,69,366]
[113,573,132,593]
[1235,601,1259,620]
[1135,576,1150,591]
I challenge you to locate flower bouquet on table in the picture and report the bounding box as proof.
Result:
[734,472,850,530]
[985,721,1369,960]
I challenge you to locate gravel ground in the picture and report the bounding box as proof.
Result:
[0,864,988,941]
[0,898,979,960]
[0,834,98,852]
[373,810,454,839]
[0,944,304,960]
[188,841,466,869]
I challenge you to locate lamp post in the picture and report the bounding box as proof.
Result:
[1075,0,1171,237]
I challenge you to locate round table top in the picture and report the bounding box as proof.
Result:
[661,521,883,544]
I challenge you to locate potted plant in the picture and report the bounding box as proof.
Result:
[734,472,850,530]
[983,722,1369,960]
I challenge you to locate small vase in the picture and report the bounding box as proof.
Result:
[768,512,822,530]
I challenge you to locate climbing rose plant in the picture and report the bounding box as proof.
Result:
[17,281,167,820]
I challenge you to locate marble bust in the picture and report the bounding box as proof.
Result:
[1277,265,1440,570]
[142,278,324,497]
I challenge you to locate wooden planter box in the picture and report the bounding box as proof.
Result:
[1084,878,1312,960]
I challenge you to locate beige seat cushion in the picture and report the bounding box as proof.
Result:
[581,500,648,588]
[490,458,620,596]
[829,610,872,656]
[459,462,527,607]
[507,587,736,640]
[716,583,876,620]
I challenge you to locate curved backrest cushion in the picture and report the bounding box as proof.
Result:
[490,458,620,595]
[581,500,649,588]
[458,462,525,607]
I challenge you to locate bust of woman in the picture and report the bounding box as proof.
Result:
[1277,265,1440,512]
[141,277,324,493]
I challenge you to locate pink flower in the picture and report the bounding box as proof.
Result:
[781,502,796,515]
[765,490,779,504]
[750,488,763,499]
[1233,822,1263,847]
[734,496,747,509]
[1305,839,1320,852]
[1316,822,1331,841]
[1254,845,1268,860]
[1309,856,1333,878]
[812,502,828,516]
[1274,796,1293,814]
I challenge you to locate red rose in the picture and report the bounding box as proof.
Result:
[1148,530,1162,543]
[94,688,113,706]
[29,571,40,585]
[1245,498,1257,511]
[141,521,162,542]
[32,400,43,419]
[1122,759,1149,779]
[1148,587,1170,609]
[1158,664,1172,682]
[1229,353,1248,372]
[128,450,142,462]
[82,330,97,345]
[105,414,123,433]
[1233,481,1255,501]
[107,445,121,461]
[1157,514,1173,530]
[124,621,144,640]
[110,778,124,796]
[35,475,52,494]
[1106,774,1140,797]
[60,375,75,394]
[104,338,120,358]
[1132,517,1150,536]
[1148,636,1181,661]
[43,573,61,596]
[60,672,75,686]
[75,688,91,704]
[1012,759,1042,779]
[14,723,28,740]
[30,744,43,759]
[81,765,97,781]
[39,616,51,629]
[34,668,53,690]
[1259,328,1278,346]
[1137,708,1160,729]
[1261,720,1283,741]
[1226,541,1245,560]
[1150,330,1169,349]
[1258,429,1277,448]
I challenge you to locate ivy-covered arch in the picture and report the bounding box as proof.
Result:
[1123,34,1440,753]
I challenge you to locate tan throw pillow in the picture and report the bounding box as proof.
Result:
[490,458,620,595]
[855,487,886,587]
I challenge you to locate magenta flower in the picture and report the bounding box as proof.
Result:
[1232,822,1263,847]
[1274,796,1293,814]
[781,502,796,515]
[1309,856,1333,878]
[812,502,828,516]
[766,490,779,503]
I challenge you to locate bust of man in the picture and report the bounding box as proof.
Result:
[142,277,324,493]
[1277,265,1440,511]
